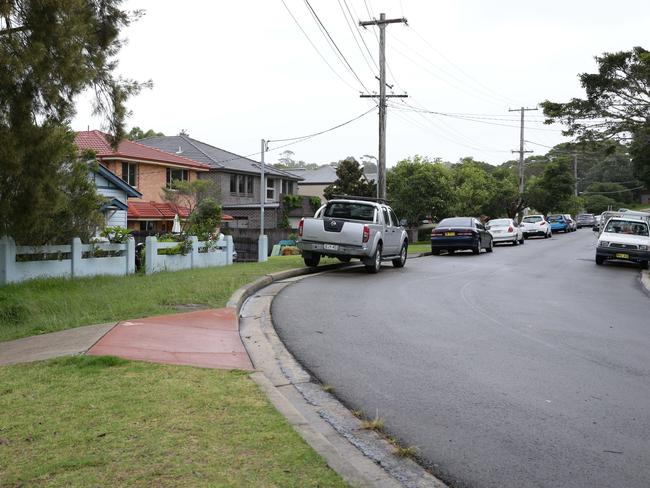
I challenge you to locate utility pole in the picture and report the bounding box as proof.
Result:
[509,106,537,195]
[360,13,407,200]
[258,139,268,262]
[573,152,578,197]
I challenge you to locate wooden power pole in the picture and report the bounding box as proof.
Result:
[509,106,537,195]
[359,13,407,200]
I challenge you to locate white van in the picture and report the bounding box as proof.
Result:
[595,216,650,269]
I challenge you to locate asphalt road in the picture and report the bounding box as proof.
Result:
[272,230,650,488]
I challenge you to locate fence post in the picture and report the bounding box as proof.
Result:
[190,236,199,269]
[71,237,82,278]
[126,237,136,275]
[226,235,234,265]
[0,236,16,285]
[258,235,268,262]
[145,236,157,275]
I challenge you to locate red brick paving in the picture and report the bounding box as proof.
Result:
[87,308,253,370]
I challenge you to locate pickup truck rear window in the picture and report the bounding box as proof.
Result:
[604,220,649,236]
[324,202,376,222]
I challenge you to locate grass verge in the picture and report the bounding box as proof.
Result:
[407,242,430,254]
[0,256,334,342]
[0,356,348,488]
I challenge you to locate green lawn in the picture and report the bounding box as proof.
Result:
[408,242,430,254]
[0,356,348,488]
[0,256,334,343]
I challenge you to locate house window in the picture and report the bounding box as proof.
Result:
[166,168,189,188]
[232,216,249,229]
[139,221,155,232]
[266,178,275,201]
[282,180,294,195]
[121,162,137,186]
[230,175,254,195]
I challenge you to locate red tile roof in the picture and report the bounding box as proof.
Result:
[127,201,232,221]
[75,130,210,170]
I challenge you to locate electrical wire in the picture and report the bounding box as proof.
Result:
[267,105,376,143]
[303,0,371,93]
[280,0,361,93]
[336,0,377,77]
[581,186,645,195]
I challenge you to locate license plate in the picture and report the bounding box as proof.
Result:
[444,232,455,237]
[615,253,629,259]
[324,244,339,251]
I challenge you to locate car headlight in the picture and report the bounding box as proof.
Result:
[598,241,609,247]
[639,245,648,251]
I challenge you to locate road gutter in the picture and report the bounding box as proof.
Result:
[231,259,446,488]
[640,269,650,296]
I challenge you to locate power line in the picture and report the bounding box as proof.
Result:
[303,0,370,93]
[581,185,645,195]
[337,0,377,77]
[280,0,360,92]
[267,105,376,143]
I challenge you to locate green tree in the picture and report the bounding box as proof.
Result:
[583,182,633,203]
[541,47,650,186]
[162,179,219,233]
[0,1,146,243]
[187,198,222,239]
[526,159,576,215]
[273,150,319,170]
[127,127,164,141]
[583,194,619,214]
[323,157,376,200]
[449,159,499,217]
[386,156,453,225]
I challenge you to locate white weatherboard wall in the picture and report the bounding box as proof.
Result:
[144,235,234,275]
[0,236,135,286]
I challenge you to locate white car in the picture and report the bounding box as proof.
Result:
[595,216,650,269]
[486,218,524,245]
[520,214,552,239]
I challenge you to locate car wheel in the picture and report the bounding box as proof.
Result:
[365,243,382,273]
[486,238,493,253]
[392,243,407,268]
[595,255,604,265]
[472,239,481,255]
[304,253,321,267]
[641,261,649,270]
[520,236,525,244]
[544,231,550,238]
[512,238,518,246]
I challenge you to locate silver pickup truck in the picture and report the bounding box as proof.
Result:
[297,197,409,273]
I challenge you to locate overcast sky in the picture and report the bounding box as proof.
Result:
[73,0,649,167]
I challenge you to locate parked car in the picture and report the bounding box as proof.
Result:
[547,214,570,233]
[486,218,524,246]
[595,216,650,269]
[563,214,577,232]
[297,197,408,273]
[575,213,596,228]
[431,217,493,255]
[520,215,551,239]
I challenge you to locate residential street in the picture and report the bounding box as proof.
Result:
[272,230,650,488]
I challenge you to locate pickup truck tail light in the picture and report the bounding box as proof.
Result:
[362,225,370,243]
[298,218,304,237]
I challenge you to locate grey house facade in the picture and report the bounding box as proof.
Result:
[138,135,302,230]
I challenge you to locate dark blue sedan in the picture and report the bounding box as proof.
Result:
[431,217,494,255]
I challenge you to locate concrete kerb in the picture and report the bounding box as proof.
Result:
[229,258,447,488]
[641,269,650,296]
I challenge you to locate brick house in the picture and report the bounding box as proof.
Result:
[75,130,211,233]
[137,134,302,230]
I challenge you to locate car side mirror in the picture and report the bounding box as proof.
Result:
[399,219,407,227]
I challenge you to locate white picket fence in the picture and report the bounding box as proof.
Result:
[0,234,235,285]
[144,235,234,275]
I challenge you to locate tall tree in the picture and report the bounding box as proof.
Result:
[323,157,376,200]
[449,159,499,217]
[127,127,164,140]
[0,0,147,243]
[526,159,577,215]
[386,156,453,225]
[541,47,650,186]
